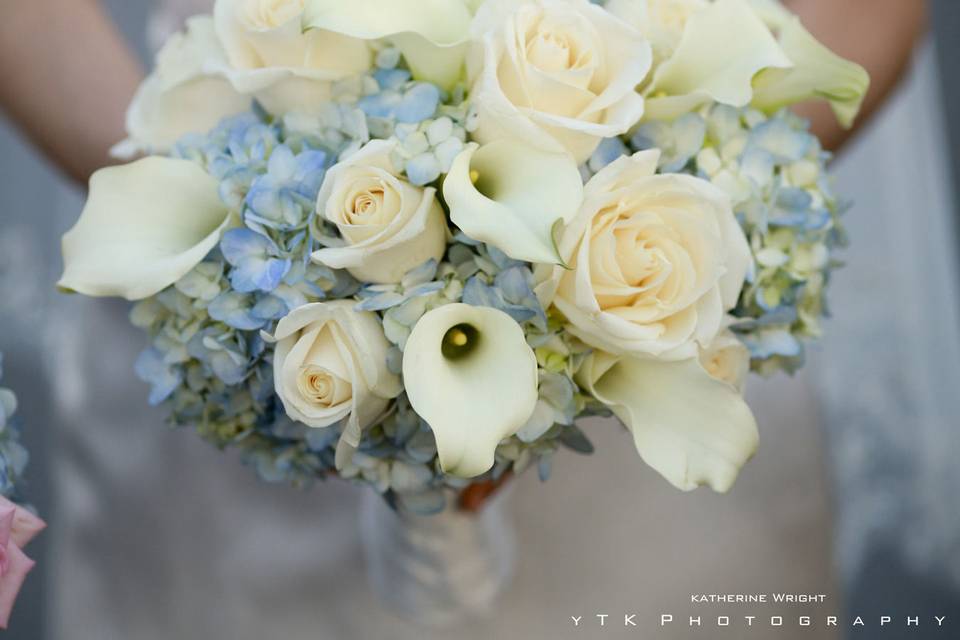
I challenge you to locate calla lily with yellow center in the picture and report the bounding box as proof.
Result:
[302,0,474,89]
[577,350,758,493]
[403,304,539,478]
[59,157,235,301]
[443,139,584,265]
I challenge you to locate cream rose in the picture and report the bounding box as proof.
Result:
[699,329,750,392]
[545,149,752,360]
[213,0,371,115]
[468,0,653,163]
[269,301,402,465]
[311,141,447,284]
[118,16,250,156]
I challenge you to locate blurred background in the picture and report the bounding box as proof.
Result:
[1,1,958,638]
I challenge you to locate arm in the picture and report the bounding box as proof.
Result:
[785,0,928,150]
[0,0,144,185]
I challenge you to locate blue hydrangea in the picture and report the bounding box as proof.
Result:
[462,266,547,332]
[586,137,629,175]
[135,347,183,406]
[221,228,292,293]
[689,106,841,374]
[245,145,329,230]
[359,82,441,124]
[630,112,707,172]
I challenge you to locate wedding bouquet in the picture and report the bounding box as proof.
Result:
[59,0,868,514]
[0,354,45,628]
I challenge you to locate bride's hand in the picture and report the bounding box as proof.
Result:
[0,0,144,185]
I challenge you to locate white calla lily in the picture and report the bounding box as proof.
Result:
[443,140,583,265]
[116,16,249,156]
[403,304,539,478]
[59,158,234,301]
[751,17,870,128]
[578,351,758,493]
[302,0,474,89]
[745,0,793,29]
[643,0,792,121]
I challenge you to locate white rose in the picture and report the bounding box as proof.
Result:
[545,149,752,360]
[213,0,371,115]
[311,141,447,284]
[468,0,653,163]
[117,16,250,156]
[699,329,750,392]
[269,301,402,465]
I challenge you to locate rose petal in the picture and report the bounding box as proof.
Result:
[0,543,34,630]
[0,506,12,551]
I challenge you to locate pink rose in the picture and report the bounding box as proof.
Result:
[0,496,45,629]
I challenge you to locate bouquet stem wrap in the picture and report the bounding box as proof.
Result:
[360,487,516,625]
